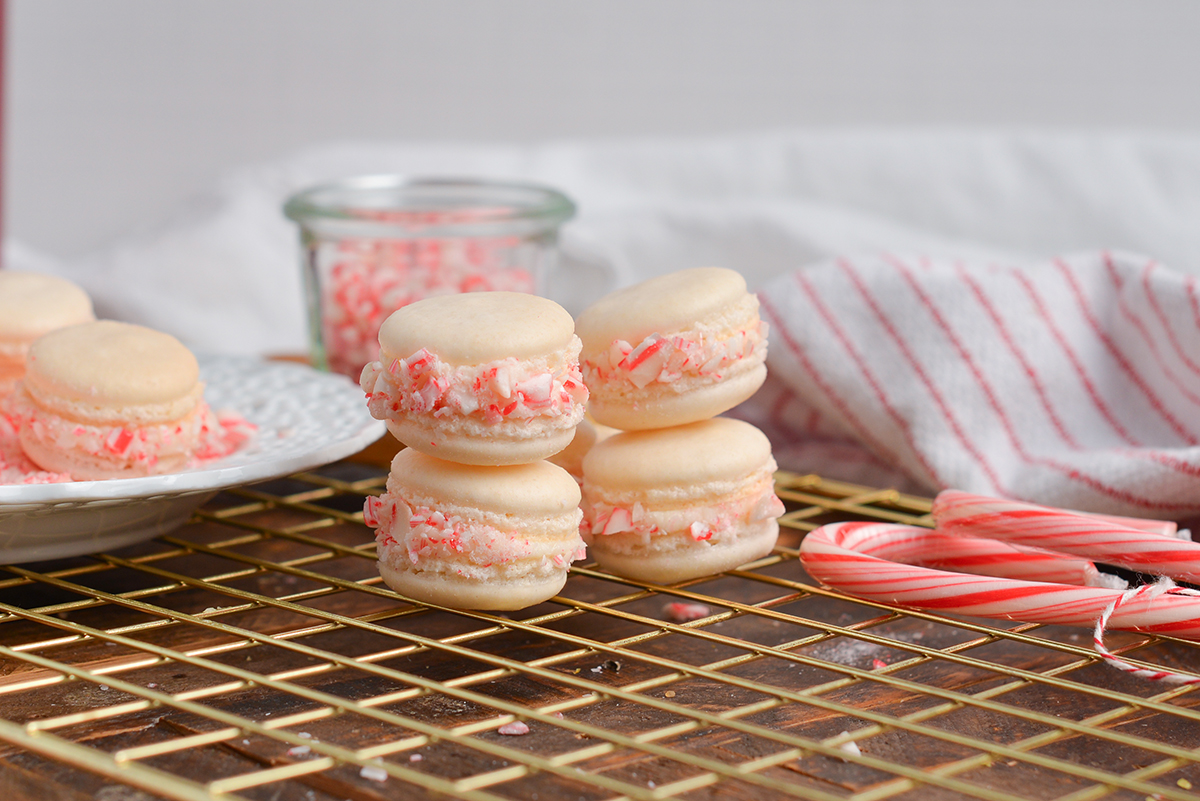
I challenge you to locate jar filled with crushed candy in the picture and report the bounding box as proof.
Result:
[284,176,576,378]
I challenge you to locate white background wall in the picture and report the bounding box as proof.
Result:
[8,0,1200,259]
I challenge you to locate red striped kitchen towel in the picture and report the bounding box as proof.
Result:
[738,251,1200,519]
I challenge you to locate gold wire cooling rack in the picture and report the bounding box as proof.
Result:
[0,461,1196,801]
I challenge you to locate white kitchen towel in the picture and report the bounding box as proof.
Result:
[735,250,1200,519]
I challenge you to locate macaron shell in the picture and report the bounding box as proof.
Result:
[378,561,568,611]
[385,413,580,466]
[388,448,581,515]
[25,320,199,408]
[585,363,766,431]
[575,267,749,351]
[0,272,95,342]
[583,417,774,492]
[379,292,576,365]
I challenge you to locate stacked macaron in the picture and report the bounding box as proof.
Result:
[360,292,590,610]
[575,268,785,583]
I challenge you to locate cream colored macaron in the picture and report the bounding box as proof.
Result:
[581,417,785,583]
[13,320,208,479]
[366,448,586,610]
[0,272,94,394]
[575,267,768,431]
[360,292,589,466]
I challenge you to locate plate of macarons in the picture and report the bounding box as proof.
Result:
[0,281,385,563]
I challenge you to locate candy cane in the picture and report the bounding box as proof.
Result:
[799,521,1200,641]
[932,490,1200,583]
[871,526,1110,587]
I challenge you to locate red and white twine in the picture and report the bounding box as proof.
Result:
[1092,578,1200,685]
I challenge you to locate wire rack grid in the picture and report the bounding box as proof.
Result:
[0,461,1196,801]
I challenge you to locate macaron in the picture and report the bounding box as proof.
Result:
[574,267,768,431]
[0,272,94,395]
[12,320,216,479]
[365,448,586,610]
[360,292,589,465]
[581,417,785,583]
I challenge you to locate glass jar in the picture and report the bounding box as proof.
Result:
[284,176,576,378]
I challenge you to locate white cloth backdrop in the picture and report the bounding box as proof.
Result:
[13,130,1200,513]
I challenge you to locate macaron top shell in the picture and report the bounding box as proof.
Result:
[0,272,95,342]
[574,267,749,351]
[25,320,200,409]
[378,292,576,364]
[582,417,773,492]
[389,448,581,516]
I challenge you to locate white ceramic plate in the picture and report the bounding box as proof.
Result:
[0,356,386,563]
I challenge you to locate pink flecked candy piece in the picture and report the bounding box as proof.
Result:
[664,602,711,623]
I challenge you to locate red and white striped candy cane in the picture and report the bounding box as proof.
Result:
[872,526,1105,587]
[799,521,1200,641]
[932,490,1200,582]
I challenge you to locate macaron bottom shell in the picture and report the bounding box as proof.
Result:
[589,517,778,584]
[384,416,580,467]
[586,362,767,431]
[377,559,569,611]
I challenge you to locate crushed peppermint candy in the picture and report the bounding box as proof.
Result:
[664,602,712,623]
[359,764,389,782]
[315,232,537,378]
[364,495,585,577]
[584,482,783,542]
[0,395,255,485]
[583,320,768,389]
[497,721,530,736]
[836,733,862,760]
[361,345,588,427]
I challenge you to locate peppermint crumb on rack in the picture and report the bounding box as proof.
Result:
[498,721,530,736]
[664,602,711,622]
[360,764,388,782]
[836,732,861,761]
